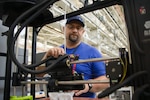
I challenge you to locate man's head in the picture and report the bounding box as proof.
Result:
[64,15,85,45]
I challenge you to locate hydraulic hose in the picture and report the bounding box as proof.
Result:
[7,0,60,74]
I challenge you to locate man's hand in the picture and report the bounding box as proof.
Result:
[74,84,90,96]
[44,47,65,59]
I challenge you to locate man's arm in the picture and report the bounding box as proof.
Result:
[89,75,110,93]
[74,75,110,96]
[36,64,46,77]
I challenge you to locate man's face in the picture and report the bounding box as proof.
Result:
[65,21,85,43]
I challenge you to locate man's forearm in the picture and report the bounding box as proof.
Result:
[89,76,110,93]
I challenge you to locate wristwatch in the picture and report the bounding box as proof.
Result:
[88,83,93,91]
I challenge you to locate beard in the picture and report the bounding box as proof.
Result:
[68,34,79,43]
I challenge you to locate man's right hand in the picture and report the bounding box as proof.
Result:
[43,47,65,59]
[36,47,65,77]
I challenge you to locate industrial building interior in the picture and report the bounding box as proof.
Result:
[22,0,128,59]
[0,0,149,100]
[0,0,132,100]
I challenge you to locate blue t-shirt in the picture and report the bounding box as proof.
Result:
[61,42,106,98]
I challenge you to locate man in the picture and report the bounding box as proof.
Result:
[41,15,109,98]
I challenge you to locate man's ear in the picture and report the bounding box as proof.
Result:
[82,29,85,35]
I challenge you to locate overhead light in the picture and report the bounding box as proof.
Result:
[108,33,114,37]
